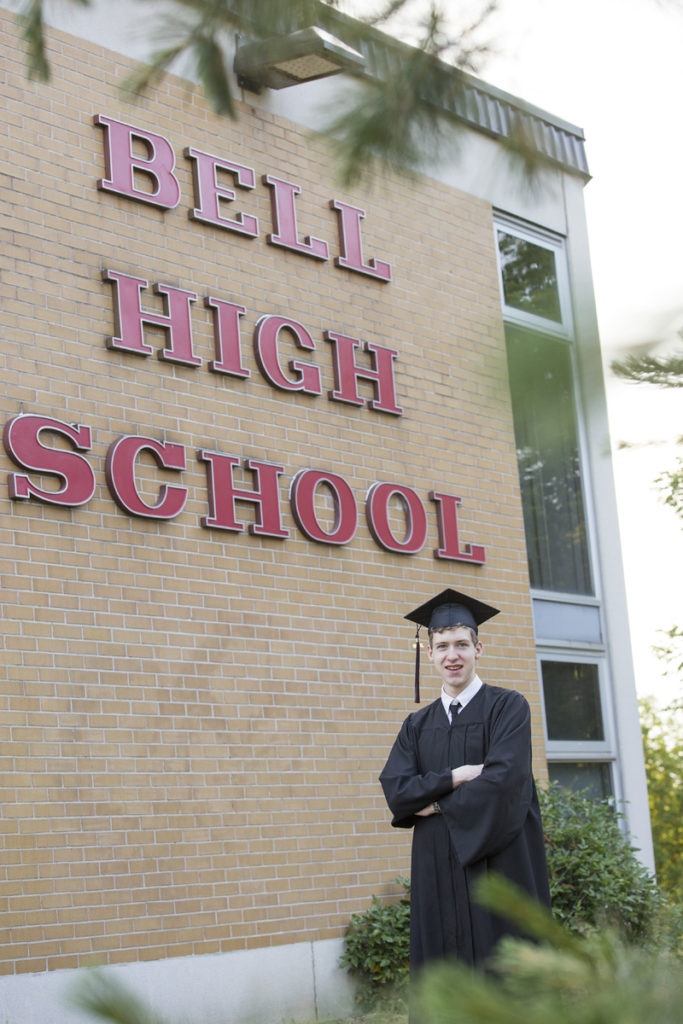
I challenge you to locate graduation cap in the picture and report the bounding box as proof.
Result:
[405,588,500,703]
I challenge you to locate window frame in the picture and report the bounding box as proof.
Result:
[494,215,573,339]
[546,760,615,802]
[537,649,615,759]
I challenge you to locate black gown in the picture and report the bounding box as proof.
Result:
[379,684,551,970]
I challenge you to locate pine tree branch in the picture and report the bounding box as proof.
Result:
[611,352,683,387]
[16,0,551,188]
[19,0,91,81]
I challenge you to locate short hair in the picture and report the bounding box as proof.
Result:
[428,622,478,646]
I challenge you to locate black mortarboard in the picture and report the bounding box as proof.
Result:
[405,588,500,703]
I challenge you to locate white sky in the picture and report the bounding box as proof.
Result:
[472,0,683,705]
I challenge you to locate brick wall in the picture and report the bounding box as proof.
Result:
[0,10,545,975]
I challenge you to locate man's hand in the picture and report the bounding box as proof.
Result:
[451,763,483,788]
[414,763,484,816]
[415,803,437,817]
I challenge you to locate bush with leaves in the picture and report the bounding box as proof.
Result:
[339,874,410,1010]
[538,782,663,940]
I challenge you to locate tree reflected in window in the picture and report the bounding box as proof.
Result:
[506,326,593,595]
[498,231,562,323]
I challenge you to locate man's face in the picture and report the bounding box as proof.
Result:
[427,625,482,697]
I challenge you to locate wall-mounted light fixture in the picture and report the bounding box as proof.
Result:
[234,26,365,92]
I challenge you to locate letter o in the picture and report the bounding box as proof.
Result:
[365,482,428,554]
[290,469,357,545]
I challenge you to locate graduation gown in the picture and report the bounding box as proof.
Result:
[379,684,550,970]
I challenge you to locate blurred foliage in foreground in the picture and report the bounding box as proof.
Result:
[69,967,166,1024]
[415,874,683,1024]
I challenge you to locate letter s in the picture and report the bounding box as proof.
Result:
[3,415,95,507]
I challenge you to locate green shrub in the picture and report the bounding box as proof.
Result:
[339,875,410,1010]
[538,782,663,939]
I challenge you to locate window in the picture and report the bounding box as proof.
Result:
[495,214,613,802]
[505,325,593,595]
[547,761,613,800]
[496,217,592,596]
[498,231,562,322]
[495,220,571,336]
[542,660,604,742]
[541,658,614,799]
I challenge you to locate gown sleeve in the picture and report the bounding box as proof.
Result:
[441,689,535,866]
[379,713,453,828]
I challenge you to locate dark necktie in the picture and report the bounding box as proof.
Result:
[450,701,460,721]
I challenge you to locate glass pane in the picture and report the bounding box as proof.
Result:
[497,231,562,323]
[506,326,594,595]
[548,761,613,800]
[542,661,604,741]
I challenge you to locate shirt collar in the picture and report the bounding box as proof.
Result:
[441,675,483,717]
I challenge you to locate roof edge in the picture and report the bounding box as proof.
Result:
[269,2,591,180]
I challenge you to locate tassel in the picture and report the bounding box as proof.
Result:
[413,626,421,703]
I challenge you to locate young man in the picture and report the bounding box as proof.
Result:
[379,588,550,972]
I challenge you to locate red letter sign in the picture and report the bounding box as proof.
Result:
[106,436,187,519]
[186,148,259,237]
[205,297,250,377]
[103,271,200,365]
[366,483,427,554]
[330,200,391,282]
[253,315,321,394]
[199,452,289,538]
[263,175,329,261]
[4,415,95,507]
[290,469,357,545]
[431,492,486,563]
[325,332,402,415]
[94,115,181,209]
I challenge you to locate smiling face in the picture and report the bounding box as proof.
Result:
[427,625,483,697]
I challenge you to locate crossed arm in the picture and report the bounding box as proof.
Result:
[414,763,483,816]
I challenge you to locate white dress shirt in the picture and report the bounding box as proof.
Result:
[441,675,483,722]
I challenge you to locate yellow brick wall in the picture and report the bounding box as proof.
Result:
[0,11,546,975]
